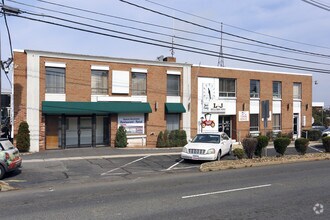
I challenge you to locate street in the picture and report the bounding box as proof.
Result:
[1,159,329,219]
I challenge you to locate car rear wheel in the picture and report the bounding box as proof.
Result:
[217,150,222,161]
[228,145,232,155]
[0,165,5,180]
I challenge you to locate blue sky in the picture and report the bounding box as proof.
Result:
[1,0,330,106]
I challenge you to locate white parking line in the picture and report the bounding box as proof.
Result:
[101,155,150,176]
[182,184,272,199]
[166,159,184,170]
[308,145,323,153]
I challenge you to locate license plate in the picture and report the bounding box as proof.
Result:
[192,155,199,160]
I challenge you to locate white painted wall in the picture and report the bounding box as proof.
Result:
[250,100,260,114]
[26,54,40,152]
[272,100,281,114]
[182,65,191,140]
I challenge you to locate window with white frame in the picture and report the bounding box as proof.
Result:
[250,80,260,98]
[219,78,236,97]
[273,81,282,99]
[46,67,65,93]
[250,114,259,131]
[132,72,147,95]
[293,82,302,99]
[166,114,180,131]
[272,114,281,130]
[91,69,108,95]
[167,74,180,96]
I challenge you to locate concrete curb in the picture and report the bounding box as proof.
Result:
[200,153,330,172]
[0,181,17,192]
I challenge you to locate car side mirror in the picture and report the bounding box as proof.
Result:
[188,139,192,142]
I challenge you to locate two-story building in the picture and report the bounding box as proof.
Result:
[13,50,312,151]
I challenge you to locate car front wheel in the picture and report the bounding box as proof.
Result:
[217,150,222,161]
[0,165,5,180]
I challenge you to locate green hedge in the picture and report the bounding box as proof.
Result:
[115,126,127,148]
[16,121,30,152]
[302,129,321,141]
[156,130,187,147]
[242,138,257,159]
[255,135,269,157]
[274,137,291,156]
[322,136,330,153]
[233,148,245,159]
[294,138,309,155]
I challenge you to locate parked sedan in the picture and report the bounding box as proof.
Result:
[322,128,330,137]
[0,138,22,180]
[181,132,232,161]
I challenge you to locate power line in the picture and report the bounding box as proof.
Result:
[5,12,330,74]
[11,2,330,67]
[301,0,330,11]
[119,0,330,59]
[145,0,330,50]
[12,0,330,60]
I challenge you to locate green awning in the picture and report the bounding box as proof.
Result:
[165,103,186,113]
[42,101,152,115]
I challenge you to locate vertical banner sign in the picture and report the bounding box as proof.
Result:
[262,100,269,128]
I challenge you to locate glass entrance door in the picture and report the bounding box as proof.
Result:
[218,116,232,137]
[293,113,299,138]
[65,116,92,148]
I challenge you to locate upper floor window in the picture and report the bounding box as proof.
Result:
[250,80,260,98]
[46,67,65,94]
[293,83,302,99]
[219,78,236,97]
[132,72,147,95]
[167,74,180,96]
[91,70,108,95]
[273,81,282,99]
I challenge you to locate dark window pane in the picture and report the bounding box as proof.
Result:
[167,75,180,96]
[46,67,65,93]
[132,73,147,95]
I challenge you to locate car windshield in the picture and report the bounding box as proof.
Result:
[0,140,15,151]
[192,134,220,143]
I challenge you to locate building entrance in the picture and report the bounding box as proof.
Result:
[218,116,232,137]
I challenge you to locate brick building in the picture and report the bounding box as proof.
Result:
[13,50,312,152]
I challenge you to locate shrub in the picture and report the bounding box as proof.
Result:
[115,126,127,148]
[303,129,321,141]
[294,138,309,155]
[242,138,257,159]
[163,130,169,147]
[156,131,166,148]
[322,136,330,153]
[255,135,269,157]
[233,148,245,159]
[179,130,188,146]
[277,132,293,140]
[274,137,291,156]
[16,121,30,152]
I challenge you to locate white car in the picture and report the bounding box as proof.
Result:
[181,132,232,161]
[322,128,330,137]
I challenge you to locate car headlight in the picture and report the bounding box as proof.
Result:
[182,147,188,153]
[206,148,215,154]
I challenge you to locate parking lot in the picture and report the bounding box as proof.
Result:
[2,144,324,190]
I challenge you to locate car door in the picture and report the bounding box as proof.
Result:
[221,133,231,154]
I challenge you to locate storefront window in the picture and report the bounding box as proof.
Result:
[166,114,180,131]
